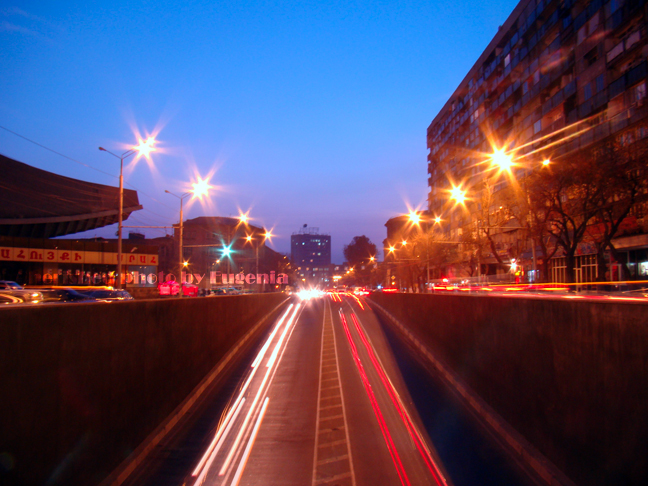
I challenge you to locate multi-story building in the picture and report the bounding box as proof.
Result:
[427,0,648,281]
[291,226,331,287]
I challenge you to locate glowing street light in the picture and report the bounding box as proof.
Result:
[166,178,212,290]
[191,177,212,199]
[490,148,514,173]
[99,136,157,289]
[450,186,466,205]
[542,158,551,167]
[408,211,421,224]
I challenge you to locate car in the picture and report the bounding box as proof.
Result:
[79,289,134,301]
[0,280,24,290]
[40,288,100,303]
[0,282,43,305]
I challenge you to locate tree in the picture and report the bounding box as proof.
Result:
[343,236,378,287]
[524,137,648,283]
[586,139,648,280]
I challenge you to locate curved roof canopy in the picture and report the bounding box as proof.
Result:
[0,154,142,238]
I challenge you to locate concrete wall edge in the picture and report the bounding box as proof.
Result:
[367,298,576,486]
[100,297,290,486]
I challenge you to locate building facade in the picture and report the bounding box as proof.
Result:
[427,0,648,282]
[291,226,331,287]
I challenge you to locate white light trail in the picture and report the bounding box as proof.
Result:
[229,397,270,486]
[266,304,301,369]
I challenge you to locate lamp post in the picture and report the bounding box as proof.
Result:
[99,137,155,289]
[164,190,192,289]
[243,221,273,292]
[165,178,211,292]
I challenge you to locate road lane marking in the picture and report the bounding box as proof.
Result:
[312,300,356,486]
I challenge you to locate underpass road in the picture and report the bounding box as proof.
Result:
[188,295,452,486]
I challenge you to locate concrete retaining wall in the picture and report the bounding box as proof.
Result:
[0,294,287,485]
[369,293,648,486]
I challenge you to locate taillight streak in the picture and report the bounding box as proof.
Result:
[339,310,411,486]
[350,313,447,486]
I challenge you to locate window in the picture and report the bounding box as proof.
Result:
[596,74,605,93]
[631,82,646,104]
[607,41,624,63]
[504,53,511,68]
[626,30,641,50]
[584,83,593,101]
[534,120,542,134]
[584,47,598,67]
[577,25,587,45]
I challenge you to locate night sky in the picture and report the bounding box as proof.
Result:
[1,0,519,263]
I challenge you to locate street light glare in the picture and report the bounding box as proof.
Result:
[408,211,421,224]
[135,137,156,158]
[434,216,442,224]
[450,186,466,204]
[491,148,513,172]
[542,158,551,166]
[191,177,211,198]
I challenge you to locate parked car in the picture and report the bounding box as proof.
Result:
[0,280,24,290]
[79,289,134,301]
[40,288,99,303]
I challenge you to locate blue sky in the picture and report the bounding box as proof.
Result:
[1,0,519,263]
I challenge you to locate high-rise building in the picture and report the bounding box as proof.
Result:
[291,226,331,286]
[427,0,648,281]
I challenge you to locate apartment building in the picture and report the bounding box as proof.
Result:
[291,226,331,286]
[427,0,648,281]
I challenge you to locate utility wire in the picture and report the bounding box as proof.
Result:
[0,124,176,213]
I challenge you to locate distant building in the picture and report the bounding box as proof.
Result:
[291,226,331,286]
[427,0,648,281]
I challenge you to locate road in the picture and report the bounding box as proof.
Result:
[132,293,534,486]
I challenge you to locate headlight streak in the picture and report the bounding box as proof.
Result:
[350,313,447,486]
[192,305,294,479]
[338,309,411,486]
[191,303,302,485]
[218,304,301,477]
[229,397,270,486]
[266,304,301,369]
[252,305,293,368]
[192,398,247,484]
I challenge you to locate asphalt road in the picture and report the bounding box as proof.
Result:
[131,294,534,486]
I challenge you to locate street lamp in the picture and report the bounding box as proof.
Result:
[99,137,156,289]
[165,178,212,288]
[164,190,192,287]
[241,215,273,292]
